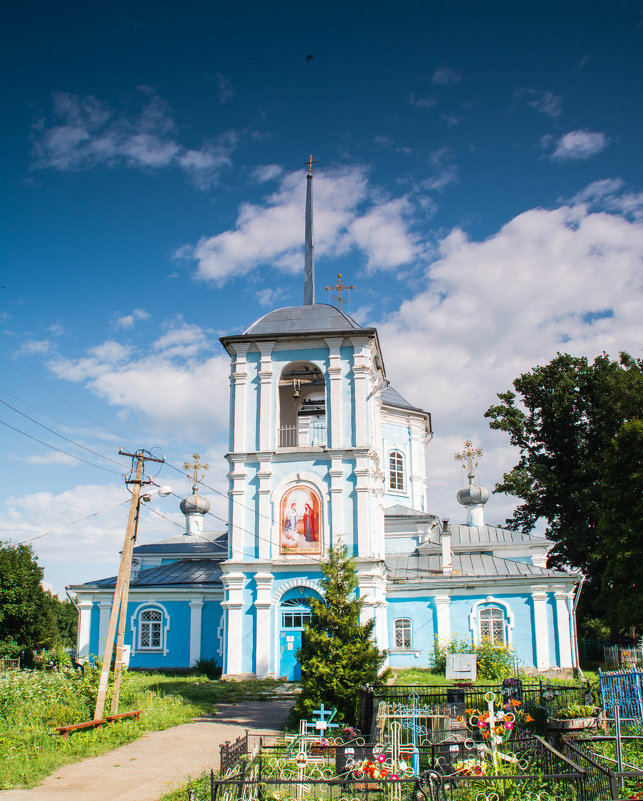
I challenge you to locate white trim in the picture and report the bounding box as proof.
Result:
[189,595,204,667]
[271,577,321,603]
[469,596,515,645]
[130,602,170,656]
[393,617,413,650]
[388,449,405,492]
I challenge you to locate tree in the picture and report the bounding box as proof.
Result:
[0,541,58,657]
[485,352,643,635]
[293,546,385,725]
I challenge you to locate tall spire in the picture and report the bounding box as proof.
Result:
[304,155,317,305]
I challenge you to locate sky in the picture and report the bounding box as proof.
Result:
[1,0,642,598]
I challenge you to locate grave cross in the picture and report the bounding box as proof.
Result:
[311,703,339,736]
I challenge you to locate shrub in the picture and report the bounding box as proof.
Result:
[193,658,222,680]
[474,637,515,680]
[428,635,474,673]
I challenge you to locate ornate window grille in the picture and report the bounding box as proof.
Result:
[281,597,312,629]
[139,608,163,649]
[479,606,506,644]
[394,617,412,649]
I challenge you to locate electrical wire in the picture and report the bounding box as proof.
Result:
[14,499,131,544]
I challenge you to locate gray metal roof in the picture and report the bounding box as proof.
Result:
[416,525,550,552]
[386,552,568,581]
[133,532,227,556]
[385,504,437,520]
[243,304,362,336]
[381,386,427,414]
[88,559,224,588]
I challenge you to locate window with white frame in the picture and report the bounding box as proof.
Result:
[389,450,405,491]
[479,606,506,644]
[394,618,412,650]
[138,607,164,650]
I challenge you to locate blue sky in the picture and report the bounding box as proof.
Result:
[1,0,642,596]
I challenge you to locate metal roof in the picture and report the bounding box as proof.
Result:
[381,386,428,415]
[133,532,227,556]
[243,304,362,336]
[87,559,224,588]
[385,552,568,581]
[416,524,551,552]
[384,504,437,520]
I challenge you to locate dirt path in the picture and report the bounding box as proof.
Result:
[0,700,292,801]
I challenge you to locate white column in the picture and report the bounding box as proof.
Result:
[257,458,273,559]
[325,337,343,448]
[222,573,245,677]
[76,598,93,659]
[435,594,451,643]
[531,586,550,670]
[355,454,370,555]
[258,341,275,452]
[254,573,274,678]
[351,337,370,448]
[329,455,344,544]
[409,418,428,510]
[228,457,247,560]
[189,595,204,667]
[98,599,112,658]
[231,343,250,453]
[554,587,573,668]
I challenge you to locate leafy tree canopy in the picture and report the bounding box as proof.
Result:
[293,545,385,725]
[485,352,643,635]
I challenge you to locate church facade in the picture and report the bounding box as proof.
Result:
[70,172,581,679]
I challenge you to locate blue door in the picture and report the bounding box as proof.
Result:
[279,597,312,681]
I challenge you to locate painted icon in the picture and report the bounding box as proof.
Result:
[280,485,321,554]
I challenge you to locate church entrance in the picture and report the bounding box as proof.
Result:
[278,590,319,680]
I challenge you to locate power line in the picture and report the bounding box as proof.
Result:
[0,397,124,468]
[13,499,131,544]
[0,418,123,476]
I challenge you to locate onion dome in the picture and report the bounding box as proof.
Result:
[180,487,211,515]
[457,474,489,527]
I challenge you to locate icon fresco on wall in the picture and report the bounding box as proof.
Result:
[280,485,321,554]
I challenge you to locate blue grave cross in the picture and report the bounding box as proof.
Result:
[311,703,339,734]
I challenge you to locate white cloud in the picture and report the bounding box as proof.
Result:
[215,72,235,103]
[179,166,418,285]
[546,130,608,162]
[21,452,78,466]
[32,90,237,187]
[115,308,150,330]
[571,178,643,222]
[15,339,52,357]
[375,198,643,525]
[517,88,562,118]
[432,67,462,86]
[251,164,283,183]
[409,94,436,108]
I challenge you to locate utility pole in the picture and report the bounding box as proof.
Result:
[94,449,165,721]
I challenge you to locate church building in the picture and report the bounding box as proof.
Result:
[70,167,581,679]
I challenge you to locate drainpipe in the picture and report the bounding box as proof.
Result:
[571,573,585,678]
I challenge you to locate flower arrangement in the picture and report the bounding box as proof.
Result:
[351,757,390,780]
[465,698,534,743]
[452,757,487,776]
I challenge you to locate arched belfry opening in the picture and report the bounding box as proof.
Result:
[278,361,326,447]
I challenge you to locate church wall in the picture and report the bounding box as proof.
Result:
[201,602,224,664]
[88,602,100,658]
[126,599,192,669]
[384,534,421,554]
[386,596,435,667]
[547,594,558,666]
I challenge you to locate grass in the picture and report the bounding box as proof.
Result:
[0,668,283,790]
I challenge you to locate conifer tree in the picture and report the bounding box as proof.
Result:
[294,545,385,725]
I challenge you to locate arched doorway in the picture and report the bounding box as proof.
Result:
[278,588,321,680]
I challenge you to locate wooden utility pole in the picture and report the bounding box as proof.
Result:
[93,449,165,721]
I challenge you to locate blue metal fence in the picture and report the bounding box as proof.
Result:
[599,668,643,722]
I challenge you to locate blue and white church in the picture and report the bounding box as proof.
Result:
[70,168,581,679]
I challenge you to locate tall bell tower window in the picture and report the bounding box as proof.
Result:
[278,362,326,447]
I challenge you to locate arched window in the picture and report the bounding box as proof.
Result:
[278,362,326,447]
[394,618,412,650]
[389,450,405,491]
[280,597,312,629]
[479,606,506,644]
[132,604,169,653]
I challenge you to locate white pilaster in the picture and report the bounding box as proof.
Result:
[409,418,428,510]
[435,594,451,643]
[231,343,251,453]
[228,457,247,560]
[189,595,204,667]
[329,455,344,543]
[98,599,112,658]
[351,338,370,448]
[254,573,274,678]
[222,573,245,677]
[554,587,573,668]
[258,341,275,452]
[355,453,370,555]
[76,598,93,659]
[257,458,272,559]
[324,337,344,448]
[531,586,550,670]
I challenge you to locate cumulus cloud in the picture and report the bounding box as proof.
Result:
[375,195,643,524]
[178,166,418,285]
[48,322,230,441]
[432,67,462,86]
[32,89,237,187]
[114,308,150,330]
[15,339,52,357]
[516,88,562,118]
[571,178,643,222]
[545,130,608,162]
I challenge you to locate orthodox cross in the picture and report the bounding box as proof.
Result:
[454,440,483,478]
[183,452,209,493]
[311,703,339,737]
[304,154,319,175]
[325,273,354,310]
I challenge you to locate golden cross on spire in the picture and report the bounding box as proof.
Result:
[183,453,209,492]
[303,154,319,175]
[325,272,354,310]
[454,440,483,477]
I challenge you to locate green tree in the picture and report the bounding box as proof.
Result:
[0,541,58,658]
[485,352,643,635]
[293,545,385,725]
